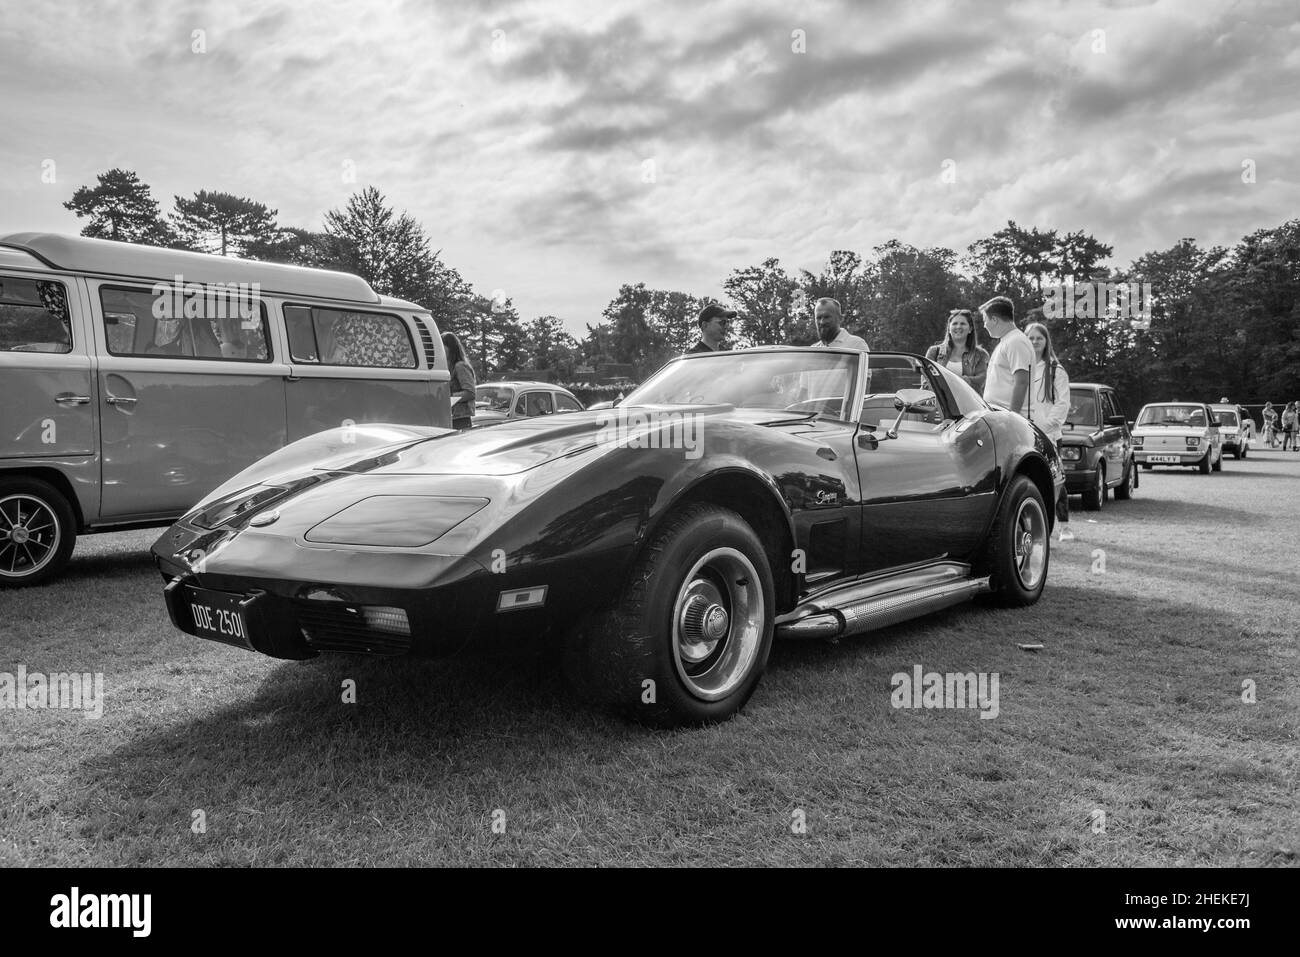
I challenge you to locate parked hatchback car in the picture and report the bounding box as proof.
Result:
[474,381,585,425]
[1132,401,1223,473]
[1058,382,1137,510]
[1209,404,1251,458]
[0,232,450,586]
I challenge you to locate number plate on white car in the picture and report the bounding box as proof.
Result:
[1147,454,1181,463]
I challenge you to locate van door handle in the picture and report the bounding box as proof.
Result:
[106,395,137,406]
[54,393,91,406]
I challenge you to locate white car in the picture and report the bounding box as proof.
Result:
[1132,402,1223,474]
[473,381,585,425]
[1209,404,1251,459]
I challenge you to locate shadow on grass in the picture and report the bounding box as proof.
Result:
[72,576,1281,806]
[63,547,157,580]
[1089,491,1260,526]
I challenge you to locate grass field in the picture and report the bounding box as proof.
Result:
[2,450,1298,866]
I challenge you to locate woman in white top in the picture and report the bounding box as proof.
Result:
[1025,321,1073,540]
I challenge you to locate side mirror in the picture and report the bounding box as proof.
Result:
[885,389,939,439]
[1106,415,1127,427]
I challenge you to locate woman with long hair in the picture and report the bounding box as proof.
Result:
[1024,321,1074,540]
[924,309,990,393]
[441,331,477,431]
[1263,401,1278,447]
[1282,401,1299,452]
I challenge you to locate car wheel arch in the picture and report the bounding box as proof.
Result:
[0,466,87,532]
[1006,453,1056,532]
[644,466,799,612]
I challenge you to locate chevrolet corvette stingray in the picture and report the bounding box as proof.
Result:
[152,348,1063,726]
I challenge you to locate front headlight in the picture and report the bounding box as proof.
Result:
[305,496,490,546]
[1059,446,1083,461]
[1186,436,1202,448]
[1131,436,1143,447]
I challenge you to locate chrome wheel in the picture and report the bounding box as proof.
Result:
[671,547,764,701]
[1013,498,1048,590]
[0,494,62,579]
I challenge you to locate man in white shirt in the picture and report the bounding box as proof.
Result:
[799,297,867,406]
[980,296,1031,414]
[810,297,869,352]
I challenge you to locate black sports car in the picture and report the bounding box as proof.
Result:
[152,348,1064,726]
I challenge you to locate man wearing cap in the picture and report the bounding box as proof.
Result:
[687,303,735,354]
[980,296,1032,415]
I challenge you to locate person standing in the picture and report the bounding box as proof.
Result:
[1025,321,1073,541]
[442,331,477,431]
[1283,401,1299,451]
[925,308,989,393]
[979,296,1032,415]
[687,303,735,353]
[810,297,870,352]
[1263,402,1278,447]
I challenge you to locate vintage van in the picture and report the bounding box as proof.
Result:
[0,232,451,586]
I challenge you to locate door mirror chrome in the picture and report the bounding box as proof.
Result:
[884,389,938,439]
[1106,414,1126,427]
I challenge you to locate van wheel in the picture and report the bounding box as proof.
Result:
[0,477,77,587]
[563,503,774,727]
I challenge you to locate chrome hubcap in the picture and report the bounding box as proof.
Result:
[672,547,764,701]
[0,495,61,578]
[1013,498,1047,590]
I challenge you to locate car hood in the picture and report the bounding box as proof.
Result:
[326,405,828,477]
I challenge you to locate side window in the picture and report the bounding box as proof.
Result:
[99,285,270,361]
[514,394,529,416]
[282,304,416,369]
[0,276,72,354]
[862,355,948,428]
[1105,392,1124,421]
[555,393,583,413]
[527,392,555,416]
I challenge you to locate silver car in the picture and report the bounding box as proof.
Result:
[0,232,451,585]
[473,381,585,425]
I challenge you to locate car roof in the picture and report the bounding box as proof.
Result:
[0,232,424,309]
[477,380,577,393]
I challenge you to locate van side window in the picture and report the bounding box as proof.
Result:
[282,305,416,369]
[0,276,72,354]
[99,286,271,361]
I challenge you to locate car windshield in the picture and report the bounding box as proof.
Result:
[623,350,861,419]
[476,386,515,412]
[1213,410,1238,427]
[1067,389,1099,427]
[1138,404,1206,427]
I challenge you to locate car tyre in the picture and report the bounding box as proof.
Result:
[1081,463,1105,511]
[980,474,1049,607]
[562,502,775,727]
[1198,451,1212,474]
[0,476,77,588]
[1114,458,1135,500]
[1212,447,1223,471]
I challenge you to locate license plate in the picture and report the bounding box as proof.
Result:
[185,586,251,645]
[1148,454,1181,463]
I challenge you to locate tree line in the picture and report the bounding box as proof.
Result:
[63,168,1300,410]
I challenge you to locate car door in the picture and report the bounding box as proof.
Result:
[91,280,289,521]
[0,272,96,462]
[1099,390,1128,483]
[854,355,998,571]
[281,303,437,440]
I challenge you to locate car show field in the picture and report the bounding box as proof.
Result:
[3,451,1296,867]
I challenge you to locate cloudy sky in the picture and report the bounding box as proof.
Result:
[1,0,1296,336]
